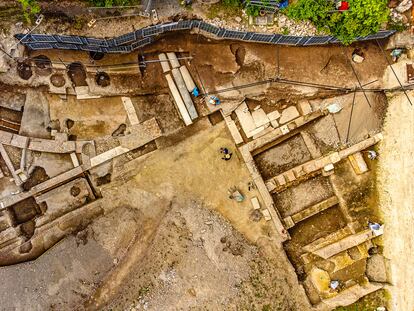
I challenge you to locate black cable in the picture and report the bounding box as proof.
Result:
[375,39,413,106]
[17,55,414,94]
[341,46,372,108]
[193,64,206,96]
[346,90,357,143]
[0,46,14,60]
[276,77,350,91]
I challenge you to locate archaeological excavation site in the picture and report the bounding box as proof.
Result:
[0,0,414,310]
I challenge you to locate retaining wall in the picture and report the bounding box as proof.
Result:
[15,20,395,54]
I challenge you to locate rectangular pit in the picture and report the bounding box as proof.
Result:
[284,205,347,267]
[273,175,334,218]
[254,134,312,180]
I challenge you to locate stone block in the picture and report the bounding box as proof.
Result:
[235,102,256,135]
[75,86,101,100]
[0,131,13,145]
[252,126,273,140]
[238,145,253,163]
[280,125,290,135]
[279,106,300,124]
[251,197,261,210]
[121,97,140,126]
[265,180,276,192]
[297,100,312,115]
[225,118,243,145]
[348,152,369,174]
[275,174,286,186]
[352,54,364,63]
[158,53,170,73]
[166,52,180,69]
[366,254,387,283]
[90,146,130,167]
[245,160,261,179]
[283,216,295,229]
[284,170,296,182]
[330,152,341,163]
[247,126,265,138]
[267,110,280,121]
[270,119,279,128]
[303,161,318,174]
[322,163,335,176]
[11,134,29,148]
[54,132,68,143]
[11,135,29,149]
[252,108,269,128]
[70,153,80,167]
[261,208,272,221]
[293,166,306,178]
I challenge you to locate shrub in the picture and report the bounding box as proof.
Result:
[17,0,40,23]
[88,0,138,7]
[286,0,389,44]
[222,0,242,6]
[244,0,272,17]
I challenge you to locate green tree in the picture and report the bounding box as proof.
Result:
[17,0,40,24]
[286,0,389,44]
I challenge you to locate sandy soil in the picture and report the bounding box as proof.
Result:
[0,206,142,311]
[85,120,311,310]
[254,134,312,179]
[273,175,334,218]
[0,120,312,311]
[377,91,414,311]
[104,200,296,311]
[48,95,127,140]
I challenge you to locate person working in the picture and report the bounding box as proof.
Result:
[220,147,232,161]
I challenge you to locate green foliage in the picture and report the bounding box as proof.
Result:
[207,1,242,19]
[244,0,272,17]
[88,0,138,7]
[17,0,40,24]
[245,4,260,17]
[286,0,390,44]
[222,0,242,7]
[73,17,85,30]
[333,289,390,311]
[215,0,275,17]
[388,19,407,32]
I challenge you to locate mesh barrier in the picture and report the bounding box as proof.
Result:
[15,20,396,53]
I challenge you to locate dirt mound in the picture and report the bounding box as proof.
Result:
[50,74,66,87]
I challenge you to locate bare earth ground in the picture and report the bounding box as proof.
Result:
[378,91,414,311]
[89,121,310,311]
[0,7,397,309]
[0,121,311,311]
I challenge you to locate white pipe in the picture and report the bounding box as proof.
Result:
[158,53,170,73]
[179,65,196,92]
[165,74,192,126]
[166,52,180,69]
[171,68,198,120]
